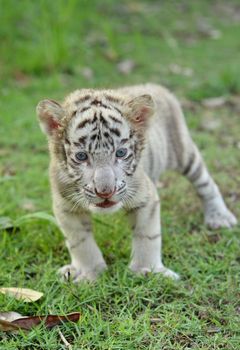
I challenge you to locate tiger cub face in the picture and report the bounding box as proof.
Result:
[37,89,154,213]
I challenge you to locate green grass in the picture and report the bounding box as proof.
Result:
[0,0,240,349]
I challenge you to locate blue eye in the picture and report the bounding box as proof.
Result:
[116,148,127,158]
[76,152,88,161]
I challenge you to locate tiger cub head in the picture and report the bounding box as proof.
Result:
[37,89,154,213]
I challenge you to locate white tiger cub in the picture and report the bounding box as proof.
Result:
[37,83,237,282]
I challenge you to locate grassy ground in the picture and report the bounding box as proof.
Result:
[0,0,240,349]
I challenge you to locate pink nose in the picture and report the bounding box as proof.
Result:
[95,188,116,199]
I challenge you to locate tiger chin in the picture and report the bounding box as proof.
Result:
[37,83,237,283]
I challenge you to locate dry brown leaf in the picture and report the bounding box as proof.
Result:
[0,319,21,332]
[0,288,43,302]
[0,313,80,332]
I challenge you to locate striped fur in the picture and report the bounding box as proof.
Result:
[37,83,237,282]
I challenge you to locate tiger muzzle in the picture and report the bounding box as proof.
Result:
[94,166,116,199]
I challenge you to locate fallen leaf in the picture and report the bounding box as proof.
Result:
[0,312,23,322]
[201,96,227,108]
[0,313,80,332]
[0,288,43,302]
[0,319,21,332]
[117,59,136,75]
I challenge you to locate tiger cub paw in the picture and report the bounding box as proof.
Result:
[205,208,237,229]
[58,264,79,281]
[58,263,107,283]
[130,264,180,280]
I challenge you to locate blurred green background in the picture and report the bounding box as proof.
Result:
[1,0,240,98]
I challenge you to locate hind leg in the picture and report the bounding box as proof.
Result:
[182,143,237,229]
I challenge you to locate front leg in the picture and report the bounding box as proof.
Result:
[54,207,107,282]
[127,179,179,280]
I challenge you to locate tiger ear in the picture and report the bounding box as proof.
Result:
[126,94,154,129]
[36,99,64,136]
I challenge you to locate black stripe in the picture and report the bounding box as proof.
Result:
[147,234,160,240]
[91,99,100,106]
[91,99,112,110]
[103,131,110,139]
[112,106,123,115]
[89,142,93,153]
[133,232,160,240]
[79,136,87,144]
[109,127,121,137]
[65,138,70,145]
[182,153,195,176]
[129,130,135,139]
[189,163,202,182]
[81,106,91,113]
[76,95,91,104]
[101,103,111,110]
[196,181,209,189]
[103,142,110,150]
[90,133,98,141]
[69,163,78,170]
[69,236,87,249]
[105,95,121,104]
[92,112,98,124]
[99,112,109,128]
[71,110,77,118]
[109,114,123,124]
[77,119,91,129]
[70,157,79,165]
[125,153,133,161]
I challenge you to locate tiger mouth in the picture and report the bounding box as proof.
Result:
[95,200,117,208]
